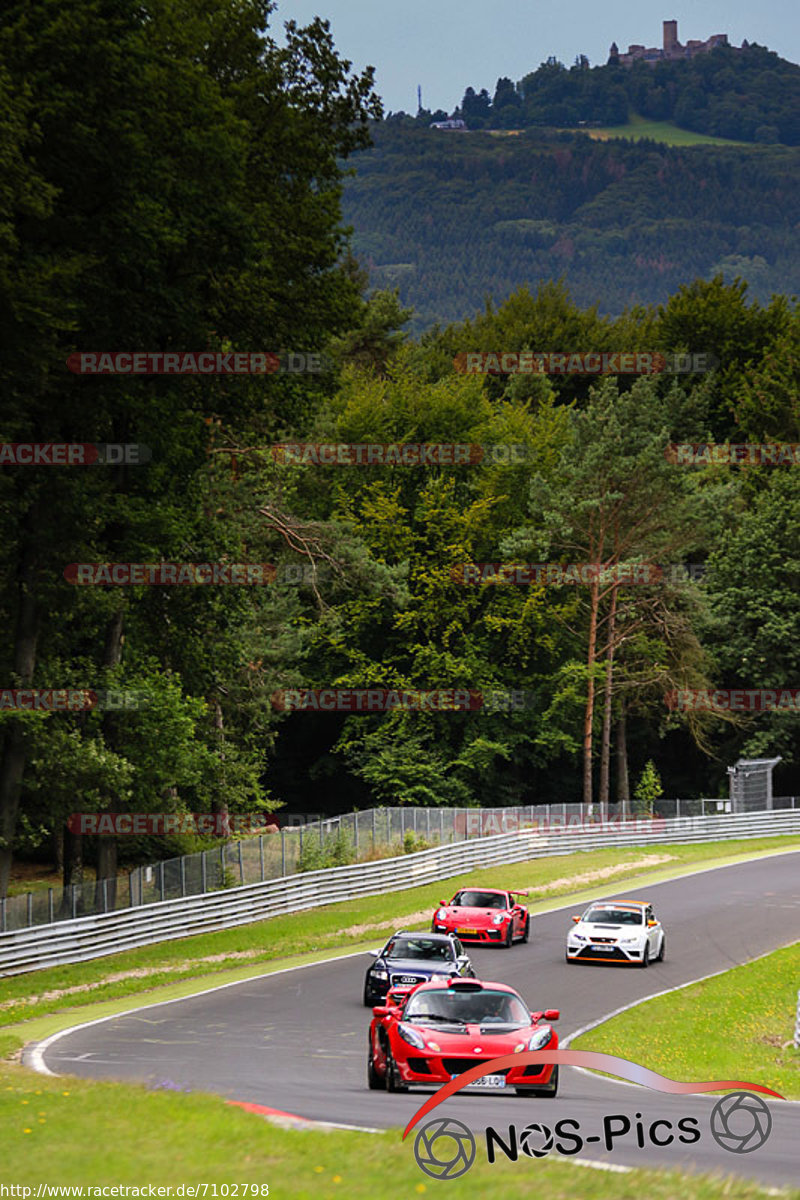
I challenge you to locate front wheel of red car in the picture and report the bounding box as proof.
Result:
[367,1041,385,1091]
[502,922,513,948]
[386,1051,408,1093]
[521,915,530,943]
[516,1066,559,1099]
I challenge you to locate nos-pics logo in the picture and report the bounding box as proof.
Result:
[413,1093,774,1180]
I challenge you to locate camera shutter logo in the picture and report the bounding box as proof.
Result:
[710,1092,772,1153]
[520,1122,555,1158]
[414,1117,476,1179]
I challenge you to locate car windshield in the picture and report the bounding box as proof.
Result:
[583,907,643,925]
[452,890,507,909]
[384,937,454,962]
[405,989,529,1026]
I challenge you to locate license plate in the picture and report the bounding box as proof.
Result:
[398,976,419,984]
[591,944,615,952]
[453,1074,506,1089]
[457,928,479,935]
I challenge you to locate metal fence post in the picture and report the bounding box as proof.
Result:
[48,887,54,924]
[440,807,444,843]
[102,878,108,914]
[0,896,5,932]
[353,813,359,853]
[238,841,244,884]
[159,861,165,902]
[426,808,431,840]
[72,884,77,919]
[27,892,33,926]
[319,819,324,848]
[180,857,186,898]
[201,850,207,893]
[259,835,265,881]
[281,828,286,875]
[220,844,225,885]
[372,809,376,848]
[677,798,681,819]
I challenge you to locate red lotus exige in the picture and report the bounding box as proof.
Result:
[367,978,560,1097]
[431,886,530,946]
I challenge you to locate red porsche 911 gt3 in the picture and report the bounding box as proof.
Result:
[368,978,560,1097]
[431,886,530,946]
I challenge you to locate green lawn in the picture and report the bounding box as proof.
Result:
[572,941,800,1099]
[0,836,797,1037]
[0,1059,794,1198]
[577,113,751,147]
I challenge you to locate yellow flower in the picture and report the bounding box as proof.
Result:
[24,1128,31,1134]
[313,1167,323,1174]
[332,1176,342,1183]
[415,1186,427,1194]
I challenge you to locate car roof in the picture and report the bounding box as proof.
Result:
[409,978,517,995]
[387,930,457,940]
[586,900,647,911]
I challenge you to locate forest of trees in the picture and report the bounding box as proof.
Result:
[392,44,800,145]
[342,125,800,332]
[1,1,799,893]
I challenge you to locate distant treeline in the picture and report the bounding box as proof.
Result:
[342,125,800,330]
[390,45,800,146]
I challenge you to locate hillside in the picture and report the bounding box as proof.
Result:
[342,125,800,330]
[397,44,800,147]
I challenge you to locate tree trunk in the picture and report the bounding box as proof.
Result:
[62,823,84,915]
[94,609,125,911]
[0,506,40,898]
[598,582,619,819]
[616,708,630,818]
[582,575,600,813]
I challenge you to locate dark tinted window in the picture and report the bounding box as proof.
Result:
[452,890,507,909]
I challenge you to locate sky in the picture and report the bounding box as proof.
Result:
[274,0,800,115]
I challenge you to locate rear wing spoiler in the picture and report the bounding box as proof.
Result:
[510,889,529,897]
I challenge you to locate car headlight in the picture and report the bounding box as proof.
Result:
[620,937,640,945]
[528,1025,553,1051]
[371,969,388,980]
[430,972,451,982]
[492,913,507,925]
[436,908,448,920]
[398,1023,425,1049]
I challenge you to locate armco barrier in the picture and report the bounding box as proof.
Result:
[0,809,798,977]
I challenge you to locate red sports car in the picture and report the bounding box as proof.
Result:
[368,978,560,1097]
[431,886,530,946]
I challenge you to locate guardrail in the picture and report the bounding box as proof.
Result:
[0,808,798,977]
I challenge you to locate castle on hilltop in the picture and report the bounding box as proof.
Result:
[609,20,749,67]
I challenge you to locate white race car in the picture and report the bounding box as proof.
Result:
[565,899,665,967]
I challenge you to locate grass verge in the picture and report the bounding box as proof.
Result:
[572,940,800,1099]
[1,837,798,1037]
[580,113,752,145]
[0,1059,795,1197]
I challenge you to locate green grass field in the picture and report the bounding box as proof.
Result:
[572,940,800,1099]
[0,1058,794,1198]
[1,837,798,1035]
[575,113,752,146]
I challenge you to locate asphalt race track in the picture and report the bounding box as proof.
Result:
[32,852,800,1187]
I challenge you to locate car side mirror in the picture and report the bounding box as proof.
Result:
[369,949,380,957]
[372,1006,389,1017]
[572,915,581,923]
[439,900,447,907]
[544,1009,560,1021]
